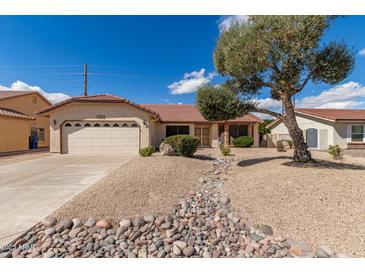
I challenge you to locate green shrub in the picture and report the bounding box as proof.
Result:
[163,135,200,157]
[139,145,155,157]
[232,136,254,147]
[220,145,231,156]
[328,145,343,160]
[276,140,286,152]
[287,140,294,149]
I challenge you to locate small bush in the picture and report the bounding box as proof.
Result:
[163,135,200,157]
[232,136,254,147]
[220,145,231,156]
[276,140,286,152]
[328,145,343,160]
[139,145,155,157]
[287,140,294,149]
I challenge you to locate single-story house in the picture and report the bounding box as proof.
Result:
[268,108,365,150]
[0,91,51,153]
[37,94,262,154]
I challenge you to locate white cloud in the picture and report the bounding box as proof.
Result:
[358,48,365,56]
[177,102,183,105]
[253,81,365,118]
[0,80,70,104]
[218,15,249,32]
[296,81,365,109]
[168,69,216,95]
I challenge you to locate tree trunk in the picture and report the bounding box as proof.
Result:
[282,94,313,163]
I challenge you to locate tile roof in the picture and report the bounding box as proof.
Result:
[0,107,35,120]
[0,90,51,105]
[142,104,262,123]
[296,108,365,121]
[36,94,159,118]
[36,94,261,123]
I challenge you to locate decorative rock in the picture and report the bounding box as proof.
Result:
[44,227,56,236]
[173,240,187,250]
[166,228,177,238]
[72,218,82,229]
[219,197,230,205]
[213,249,221,258]
[148,244,157,253]
[258,224,273,236]
[155,216,165,226]
[41,217,57,227]
[143,215,155,223]
[119,219,131,229]
[69,227,82,238]
[159,143,175,156]
[96,219,111,229]
[160,222,171,230]
[316,245,335,258]
[172,245,182,256]
[198,177,206,184]
[84,218,96,228]
[132,217,145,227]
[183,246,195,257]
[202,251,212,258]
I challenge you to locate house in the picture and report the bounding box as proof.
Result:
[36,94,262,154]
[268,108,365,150]
[0,91,51,153]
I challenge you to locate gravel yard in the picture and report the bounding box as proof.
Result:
[221,148,365,257]
[53,155,210,223]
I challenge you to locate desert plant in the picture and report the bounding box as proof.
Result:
[328,145,343,160]
[196,16,355,163]
[232,136,254,147]
[220,145,231,156]
[139,145,155,157]
[287,140,294,149]
[163,135,200,157]
[276,140,286,152]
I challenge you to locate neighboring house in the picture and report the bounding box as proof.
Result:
[0,91,52,153]
[37,94,261,155]
[268,108,365,150]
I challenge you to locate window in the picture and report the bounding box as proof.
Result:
[351,125,364,142]
[65,123,72,127]
[94,123,101,127]
[166,125,190,137]
[84,123,91,127]
[122,123,129,127]
[131,123,138,127]
[229,125,248,139]
[75,123,81,127]
[103,123,110,127]
[31,128,45,141]
[113,123,120,127]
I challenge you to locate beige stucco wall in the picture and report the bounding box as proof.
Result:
[151,122,196,148]
[0,117,30,152]
[268,113,354,150]
[153,122,259,148]
[48,102,154,153]
[0,93,50,148]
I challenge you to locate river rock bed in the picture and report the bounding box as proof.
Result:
[0,157,343,258]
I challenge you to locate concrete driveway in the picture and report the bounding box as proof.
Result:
[0,154,134,247]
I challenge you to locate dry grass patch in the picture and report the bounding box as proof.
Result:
[53,155,210,224]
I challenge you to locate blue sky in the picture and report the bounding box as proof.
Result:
[0,15,365,114]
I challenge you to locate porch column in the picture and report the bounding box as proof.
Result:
[224,124,229,147]
[253,123,259,147]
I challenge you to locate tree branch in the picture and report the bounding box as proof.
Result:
[254,108,283,119]
[293,71,313,94]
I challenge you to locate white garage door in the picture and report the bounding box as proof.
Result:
[62,121,139,154]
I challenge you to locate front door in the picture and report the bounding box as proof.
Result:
[306,128,318,148]
[195,127,210,147]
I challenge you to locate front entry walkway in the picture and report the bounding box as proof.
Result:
[0,154,134,247]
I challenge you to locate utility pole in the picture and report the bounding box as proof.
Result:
[83,64,88,96]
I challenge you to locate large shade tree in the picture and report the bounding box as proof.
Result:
[196,16,354,162]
